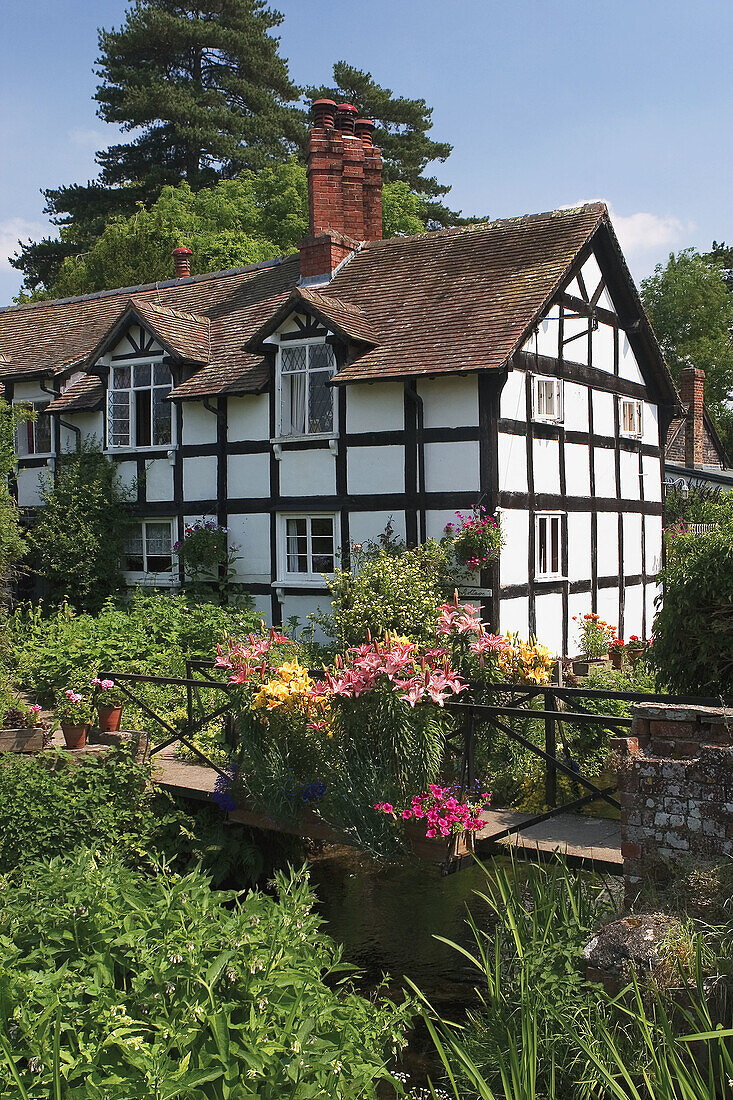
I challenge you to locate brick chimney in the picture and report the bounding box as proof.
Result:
[300,99,383,282]
[679,365,706,467]
[172,246,192,279]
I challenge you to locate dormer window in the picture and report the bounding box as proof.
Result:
[277,342,336,438]
[107,361,173,448]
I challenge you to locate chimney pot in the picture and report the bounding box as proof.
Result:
[312,98,337,129]
[679,365,706,467]
[355,118,375,147]
[172,246,192,279]
[335,102,358,134]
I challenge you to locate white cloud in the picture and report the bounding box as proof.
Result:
[0,218,50,271]
[561,198,693,259]
[68,127,105,150]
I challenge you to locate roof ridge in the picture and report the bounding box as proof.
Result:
[0,254,296,315]
[133,299,210,325]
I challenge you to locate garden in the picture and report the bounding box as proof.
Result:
[0,427,732,1095]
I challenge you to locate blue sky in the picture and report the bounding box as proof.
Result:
[1,0,731,304]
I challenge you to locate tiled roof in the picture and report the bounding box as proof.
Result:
[247,285,380,351]
[46,375,104,413]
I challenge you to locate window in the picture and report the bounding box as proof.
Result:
[535,514,562,579]
[282,515,336,579]
[124,520,175,579]
[14,401,52,456]
[531,375,563,422]
[619,398,643,438]
[278,343,336,437]
[107,361,172,448]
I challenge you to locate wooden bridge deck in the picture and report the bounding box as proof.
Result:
[152,746,622,872]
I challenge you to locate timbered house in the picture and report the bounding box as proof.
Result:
[0,100,680,656]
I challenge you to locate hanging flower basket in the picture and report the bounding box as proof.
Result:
[404,820,474,862]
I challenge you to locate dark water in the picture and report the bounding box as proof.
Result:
[308,845,499,1005]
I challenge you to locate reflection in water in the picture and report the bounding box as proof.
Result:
[308,846,502,1004]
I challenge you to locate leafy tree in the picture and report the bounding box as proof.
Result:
[49,166,427,297]
[28,440,133,611]
[641,249,733,455]
[309,61,464,227]
[0,402,26,591]
[705,240,733,293]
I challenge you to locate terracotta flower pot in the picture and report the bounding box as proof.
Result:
[404,821,474,863]
[97,704,123,732]
[61,724,88,749]
[609,649,624,670]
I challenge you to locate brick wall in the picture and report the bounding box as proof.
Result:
[613,702,733,893]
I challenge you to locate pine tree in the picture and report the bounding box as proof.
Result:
[308,62,464,227]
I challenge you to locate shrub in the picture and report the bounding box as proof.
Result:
[174,518,241,602]
[650,521,733,697]
[27,439,134,611]
[663,483,733,527]
[0,746,262,885]
[319,539,453,647]
[0,852,412,1098]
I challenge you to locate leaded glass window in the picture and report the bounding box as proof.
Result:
[278,343,335,437]
[107,360,172,448]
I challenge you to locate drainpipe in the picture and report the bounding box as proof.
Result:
[405,380,426,544]
[38,378,63,478]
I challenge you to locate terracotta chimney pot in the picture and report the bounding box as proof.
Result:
[171,247,192,279]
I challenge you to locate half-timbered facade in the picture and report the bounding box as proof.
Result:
[0,100,679,655]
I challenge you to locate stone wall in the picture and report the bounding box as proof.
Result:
[612,702,733,892]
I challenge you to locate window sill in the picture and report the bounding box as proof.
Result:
[272,579,330,590]
[535,575,568,583]
[123,573,179,587]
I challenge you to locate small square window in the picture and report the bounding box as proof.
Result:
[281,515,336,579]
[14,401,52,457]
[124,519,174,580]
[535,514,562,579]
[532,376,563,422]
[620,398,643,438]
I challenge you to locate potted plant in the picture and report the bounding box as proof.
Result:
[627,635,646,667]
[608,638,626,670]
[0,701,50,752]
[55,688,91,749]
[572,613,616,676]
[92,678,125,732]
[444,508,503,574]
[375,784,491,863]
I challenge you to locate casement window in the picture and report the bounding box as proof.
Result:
[281,515,336,580]
[535,513,562,579]
[619,398,643,438]
[531,375,563,422]
[277,343,336,438]
[107,361,173,448]
[124,519,175,581]
[14,401,52,456]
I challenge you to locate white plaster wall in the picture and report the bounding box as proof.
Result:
[532,438,561,495]
[593,390,615,437]
[249,593,272,624]
[228,452,270,497]
[183,455,216,501]
[596,512,619,576]
[146,458,174,502]
[346,381,404,433]
[568,592,592,648]
[563,381,589,432]
[424,441,479,493]
[623,512,643,575]
[535,305,561,357]
[110,329,163,358]
[13,380,52,403]
[499,596,529,640]
[227,395,269,442]
[498,431,528,493]
[348,445,403,496]
[645,515,663,575]
[597,587,620,635]
[567,511,592,581]
[278,594,332,638]
[564,442,591,497]
[580,253,603,295]
[419,376,479,429]
[642,401,660,447]
[348,510,407,548]
[642,454,663,503]
[228,512,271,581]
[281,449,336,496]
[16,466,46,507]
[591,322,615,374]
[499,509,529,587]
[562,316,589,364]
[500,369,526,420]
[619,333,645,385]
[594,448,616,497]
[535,592,563,655]
[565,276,583,299]
[425,509,458,542]
[646,582,661,636]
[61,412,103,450]
[116,460,138,494]
[624,585,644,639]
[620,450,641,500]
[597,286,616,312]
[182,403,217,446]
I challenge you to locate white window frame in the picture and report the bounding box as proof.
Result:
[531,375,563,423]
[13,400,53,458]
[123,518,177,586]
[276,513,338,587]
[106,357,175,451]
[275,338,337,441]
[535,513,563,580]
[619,397,643,439]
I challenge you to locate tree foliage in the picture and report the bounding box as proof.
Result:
[641,249,733,455]
[28,440,133,612]
[0,401,26,592]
